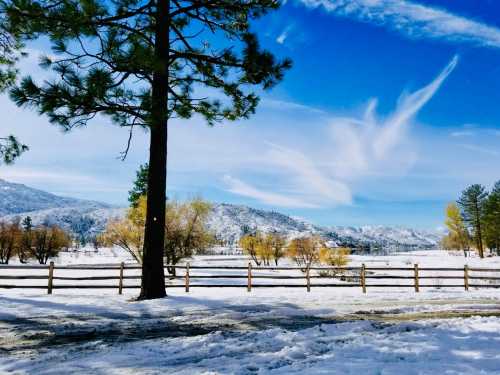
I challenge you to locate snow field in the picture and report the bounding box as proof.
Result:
[1,248,500,374]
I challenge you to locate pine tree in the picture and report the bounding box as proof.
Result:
[0,135,28,164]
[19,215,33,263]
[128,163,149,208]
[6,0,291,299]
[0,3,28,164]
[457,184,488,258]
[22,216,32,231]
[0,2,20,91]
[483,181,500,255]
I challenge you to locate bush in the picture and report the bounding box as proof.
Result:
[318,247,350,277]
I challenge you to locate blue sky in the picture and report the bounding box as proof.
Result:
[1,0,500,229]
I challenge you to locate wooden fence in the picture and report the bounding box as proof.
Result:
[1,262,499,294]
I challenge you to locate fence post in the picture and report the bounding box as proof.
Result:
[464,264,469,291]
[414,264,420,293]
[185,262,190,293]
[361,263,366,294]
[47,261,54,295]
[306,266,311,292]
[247,262,252,292]
[118,262,124,295]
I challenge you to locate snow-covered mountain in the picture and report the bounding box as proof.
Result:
[206,203,323,245]
[0,178,111,215]
[0,179,124,240]
[0,179,441,249]
[206,204,440,249]
[330,226,442,249]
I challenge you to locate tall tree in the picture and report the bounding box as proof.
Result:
[6,0,291,299]
[483,181,500,255]
[0,3,27,164]
[457,184,488,258]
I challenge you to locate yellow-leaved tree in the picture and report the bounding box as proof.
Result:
[441,202,471,257]
[318,247,350,276]
[268,233,286,266]
[101,196,214,274]
[239,232,263,266]
[164,199,213,276]
[239,232,287,266]
[285,236,322,271]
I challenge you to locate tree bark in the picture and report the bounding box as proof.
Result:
[475,201,484,258]
[139,0,169,299]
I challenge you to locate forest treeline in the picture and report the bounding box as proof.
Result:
[442,182,500,258]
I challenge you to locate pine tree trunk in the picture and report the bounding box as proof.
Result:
[139,0,169,299]
[475,202,484,258]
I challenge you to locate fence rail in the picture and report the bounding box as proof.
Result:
[1,262,499,294]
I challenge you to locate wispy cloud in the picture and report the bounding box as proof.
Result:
[373,55,458,158]
[328,55,457,179]
[223,143,352,208]
[261,98,327,115]
[223,56,457,208]
[450,130,475,137]
[223,175,318,208]
[300,0,500,48]
[458,144,500,157]
[266,143,352,204]
[0,168,99,185]
[276,25,293,44]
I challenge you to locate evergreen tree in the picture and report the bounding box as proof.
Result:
[457,184,488,258]
[0,1,20,91]
[22,216,32,231]
[19,215,33,263]
[6,0,291,299]
[483,181,500,255]
[128,163,149,208]
[0,3,28,164]
[0,135,28,164]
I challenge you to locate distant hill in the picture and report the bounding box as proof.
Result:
[0,178,111,215]
[0,179,441,249]
[0,179,124,241]
[206,203,322,245]
[330,226,441,249]
[206,203,440,249]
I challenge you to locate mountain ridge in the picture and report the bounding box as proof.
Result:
[0,179,440,248]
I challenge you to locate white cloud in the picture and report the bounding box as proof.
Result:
[261,98,327,115]
[373,55,458,158]
[458,144,499,157]
[450,130,475,137]
[223,175,318,208]
[328,55,457,179]
[0,168,97,185]
[266,143,352,204]
[223,143,352,208]
[300,0,500,48]
[276,25,293,44]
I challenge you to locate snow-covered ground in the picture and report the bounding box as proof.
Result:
[1,248,500,374]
